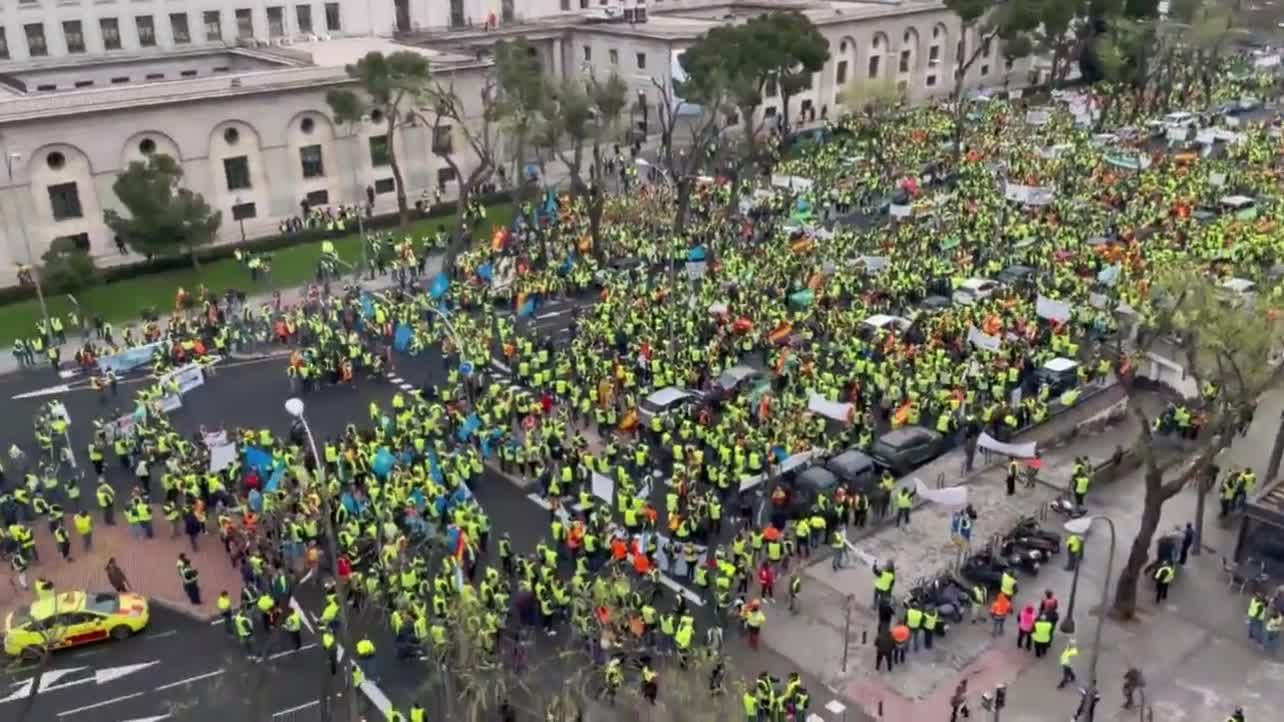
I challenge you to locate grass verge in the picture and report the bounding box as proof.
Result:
[0,204,515,347]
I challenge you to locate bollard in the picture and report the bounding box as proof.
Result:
[841,594,853,673]
[878,700,884,717]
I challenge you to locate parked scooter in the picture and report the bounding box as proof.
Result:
[960,551,1015,589]
[903,574,969,627]
[997,539,1045,573]
[1048,496,1087,519]
[1010,516,1063,552]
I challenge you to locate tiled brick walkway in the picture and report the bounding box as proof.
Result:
[1,504,244,622]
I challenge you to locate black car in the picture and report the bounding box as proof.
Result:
[869,426,945,476]
[825,448,878,493]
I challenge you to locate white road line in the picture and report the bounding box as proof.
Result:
[153,669,225,691]
[272,700,319,717]
[290,598,315,634]
[144,630,177,640]
[398,383,414,391]
[208,618,223,626]
[268,643,318,660]
[657,573,706,607]
[56,691,145,717]
[359,680,393,715]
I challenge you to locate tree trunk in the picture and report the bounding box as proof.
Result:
[387,115,409,227]
[674,176,693,235]
[1112,472,1165,619]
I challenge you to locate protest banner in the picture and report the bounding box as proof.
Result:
[1035,295,1072,323]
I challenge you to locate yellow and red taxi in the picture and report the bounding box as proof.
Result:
[4,591,150,658]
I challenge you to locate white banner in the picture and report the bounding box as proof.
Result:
[913,477,968,507]
[771,175,813,191]
[590,471,614,505]
[1005,182,1055,206]
[209,442,237,473]
[1025,109,1050,126]
[862,255,890,271]
[1035,295,1072,323]
[161,362,206,394]
[161,394,183,413]
[808,394,853,422]
[889,204,912,218]
[978,432,1037,458]
[202,429,229,447]
[967,325,1002,352]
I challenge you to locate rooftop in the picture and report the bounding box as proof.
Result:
[0,37,487,124]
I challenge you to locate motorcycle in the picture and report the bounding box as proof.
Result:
[997,539,1044,574]
[1010,517,1063,552]
[960,551,1011,590]
[1048,496,1087,519]
[904,575,968,626]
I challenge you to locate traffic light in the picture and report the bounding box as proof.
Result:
[995,684,1007,710]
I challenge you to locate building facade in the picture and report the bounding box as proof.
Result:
[0,0,1034,280]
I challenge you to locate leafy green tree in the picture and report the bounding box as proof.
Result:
[326,50,433,227]
[679,10,827,173]
[104,153,221,270]
[494,39,550,208]
[754,10,830,134]
[38,237,96,294]
[1110,266,1284,618]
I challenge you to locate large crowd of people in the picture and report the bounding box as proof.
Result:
[4,55,1284,721]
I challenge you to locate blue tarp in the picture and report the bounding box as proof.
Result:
[393,323,413,352]
[688,246,708,262]
[430,273,451,300]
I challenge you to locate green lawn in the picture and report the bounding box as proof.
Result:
[1,204,515,347]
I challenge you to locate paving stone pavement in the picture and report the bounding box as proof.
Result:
[0,504,244,621]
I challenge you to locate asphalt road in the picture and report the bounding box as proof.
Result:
[0,604,342,722]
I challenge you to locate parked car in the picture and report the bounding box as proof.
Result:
[869,426,946,476]
[786,466,843,517]
[997,265,1036,288]
[709,365,767,403]
[858,313,912,340]
[638,387,698,427]
[825,448,878,492]
[1034,357,1080,397]
[952,278,1000,306]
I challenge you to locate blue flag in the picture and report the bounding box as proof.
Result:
[518,296,539,318]
[457,413,481,441]
[688,246,708,262]
[430,273,450,299]
[393,323,413,352]
[372,447,396,479]
[477,262,494,283]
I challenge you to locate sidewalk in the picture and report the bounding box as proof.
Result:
[0,504,245,622]
[754,387,1284,722]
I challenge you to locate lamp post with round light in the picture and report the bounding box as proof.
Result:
[284,397,359,722]
[1061,514,1118,722]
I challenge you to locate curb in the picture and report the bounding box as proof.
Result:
[148,595,221,623]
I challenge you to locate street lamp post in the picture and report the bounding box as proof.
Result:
[283,397,360,722]
[233,195,247,242]
[2,150,52,339]
[1062,515,1118,722]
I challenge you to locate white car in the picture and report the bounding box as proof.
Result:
[859,314,912,339]
[952,278,1000,306]
[637,387,698,427]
